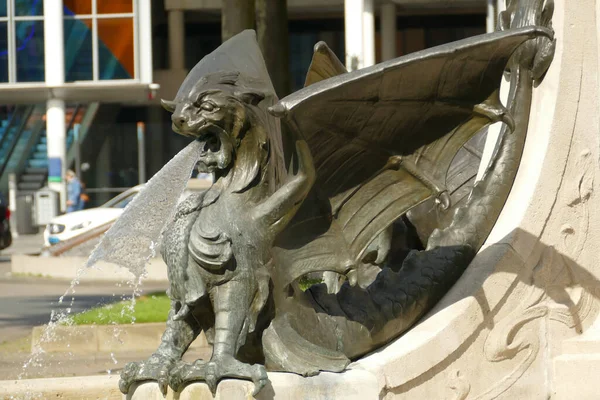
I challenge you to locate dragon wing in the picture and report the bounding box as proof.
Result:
[271,26,551,288]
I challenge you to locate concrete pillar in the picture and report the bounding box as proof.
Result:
[168,10,185,70]
[44,0,66,211]
[380,2,397,61]
[486,0,496,33]
[138,0,154,83]
[362,0,375,67]
[344,0,376,71]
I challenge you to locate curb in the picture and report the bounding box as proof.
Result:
[12,254,169,282]
[31,322,209,354]
[0,374,122,400]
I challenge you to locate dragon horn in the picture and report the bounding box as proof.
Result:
[161,99,176,113]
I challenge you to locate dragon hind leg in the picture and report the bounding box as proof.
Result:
[119,300,203,396]
[169,277,268,395]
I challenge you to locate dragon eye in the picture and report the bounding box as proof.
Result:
[201,102,215,112]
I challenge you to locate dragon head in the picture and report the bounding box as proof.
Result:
[162,71,283,194]
[162,72,267,177]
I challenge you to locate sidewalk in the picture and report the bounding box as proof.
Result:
[0,341,210,380]
[3,232,45,256]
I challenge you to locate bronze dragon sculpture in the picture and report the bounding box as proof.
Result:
[88,0,555,396]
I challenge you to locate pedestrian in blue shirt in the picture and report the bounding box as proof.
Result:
[66,170,82,213]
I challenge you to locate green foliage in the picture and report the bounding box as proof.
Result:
[298,276,323,291]
[69,292,170,325]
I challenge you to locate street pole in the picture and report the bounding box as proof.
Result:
[74,123,81,179]
[137,122,146,184]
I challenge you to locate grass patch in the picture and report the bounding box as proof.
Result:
[69,292,170,325]
[298,276,323,291]
[68,278,324,326]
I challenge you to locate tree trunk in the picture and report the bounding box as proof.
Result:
[255,0,291,97]
[221,0,255,42]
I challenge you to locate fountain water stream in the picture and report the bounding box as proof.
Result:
[16,140,203,385]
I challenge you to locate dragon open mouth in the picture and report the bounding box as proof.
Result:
[197,125,222,153]
[195,124,233,173]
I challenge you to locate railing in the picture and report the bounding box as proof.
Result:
[0,105,37,178]
[42,219,115,256]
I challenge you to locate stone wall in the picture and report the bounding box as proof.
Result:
[355,0,600,398]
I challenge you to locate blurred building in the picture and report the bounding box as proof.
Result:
[0,0,490,208]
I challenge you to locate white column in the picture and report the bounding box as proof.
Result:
[345,0,364,71]
[138,0,154,83]
[168,10,185,70]
[486,0,496,33]
[344,0,375,71]
[381,2,397,61]
[44,0,67,211]
[362,0,375,67]
[46,100,66,210]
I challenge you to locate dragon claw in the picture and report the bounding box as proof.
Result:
[169,356,269,395]
[119,356,175,396]
[205,362,218,394]
[158,369,169,396]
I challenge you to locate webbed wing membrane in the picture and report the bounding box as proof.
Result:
[303,41,348,87]
[272,27,551,287]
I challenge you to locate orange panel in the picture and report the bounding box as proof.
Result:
[64,0,92,15]
[98,18,134,77]
[97,0,133,14]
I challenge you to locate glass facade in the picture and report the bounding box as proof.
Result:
[0,0,45,83]
[0,21,7,82]
[64,18,92,81]
[64,0,135,82]
[0,0,138,84]
[97,16,134,80]
[15,20,44,82]
[15,0,43,17]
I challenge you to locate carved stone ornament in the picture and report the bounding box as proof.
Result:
[85,0,556,396]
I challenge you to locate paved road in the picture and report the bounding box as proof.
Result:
[0,276,168,343]
[0,233,173,381]
[0,233,168,342]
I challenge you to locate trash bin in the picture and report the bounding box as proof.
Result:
[16,194,38,235]
[35,188,60,226]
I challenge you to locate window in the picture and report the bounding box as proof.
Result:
[0,0,45,83]
[63,0,135,81]
[0,0,139,84]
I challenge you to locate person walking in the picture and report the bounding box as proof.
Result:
[66,169,82,213]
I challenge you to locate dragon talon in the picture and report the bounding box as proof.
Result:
[158,369,169,396]
[252,378,268,396]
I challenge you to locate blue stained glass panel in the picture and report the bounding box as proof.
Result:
[16,20,44,82]
[15,0,43,16]
[0,1,6,17]
[0,22,7,82]
[64,19,93,81]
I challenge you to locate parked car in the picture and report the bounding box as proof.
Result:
[43,178,211,247]
[0,193,11,250]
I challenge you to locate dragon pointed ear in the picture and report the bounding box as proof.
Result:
[161,99,176,113]
[235,90,265,106]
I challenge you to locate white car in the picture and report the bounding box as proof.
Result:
[43,178,211,247]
